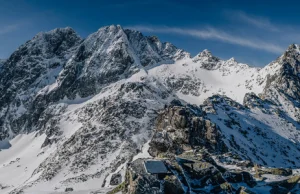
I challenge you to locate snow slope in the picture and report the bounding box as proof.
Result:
[0,25,299,193]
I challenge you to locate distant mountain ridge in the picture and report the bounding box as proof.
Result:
[0,25,299,194]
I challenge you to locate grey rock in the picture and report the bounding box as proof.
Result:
[110,173,122,185]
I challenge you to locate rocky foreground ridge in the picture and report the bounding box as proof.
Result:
[122,99,300,194]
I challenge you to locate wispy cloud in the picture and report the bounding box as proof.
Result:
[0,24,20,35]
[128,25,284,54]
[224,11,279,32]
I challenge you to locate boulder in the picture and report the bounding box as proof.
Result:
[236,186,256,194]
[268,175,300,191]
[65,187,74,192]
[164,175,184,194]
[110,173,122,185]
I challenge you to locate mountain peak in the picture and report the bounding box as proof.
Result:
[282,43,300,57]
[198,49,213,58]
[28,27,81,54]
[96,24,124,34]
[195,49,219,60]
[227,57,236,63]
[192,49,219,64]
[147,35,160,43]
[34,27,78,39]
[287,43,298,51]
[279,44,300,65]
[51,26,76,34]
[107,24,122,31]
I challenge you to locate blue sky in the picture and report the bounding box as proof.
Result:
[1,0,300,66]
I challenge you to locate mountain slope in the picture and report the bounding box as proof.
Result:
[0,25,187,141]
[0,25,299,193]
[0,27,81,139]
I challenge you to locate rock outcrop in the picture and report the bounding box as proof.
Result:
[149,104,227,157]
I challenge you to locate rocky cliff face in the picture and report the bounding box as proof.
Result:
[0,25,300,194]
[262,44,300,123]
[149,102,227,157]
[0,27,81,139]
[0,25,186,141]
[44,25,188,101]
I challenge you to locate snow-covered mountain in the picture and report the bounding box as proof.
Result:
[0,25,299,194]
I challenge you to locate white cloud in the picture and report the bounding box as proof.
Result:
[225,11,279,32]
[128,25,284,54]
[0,24,19,35]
